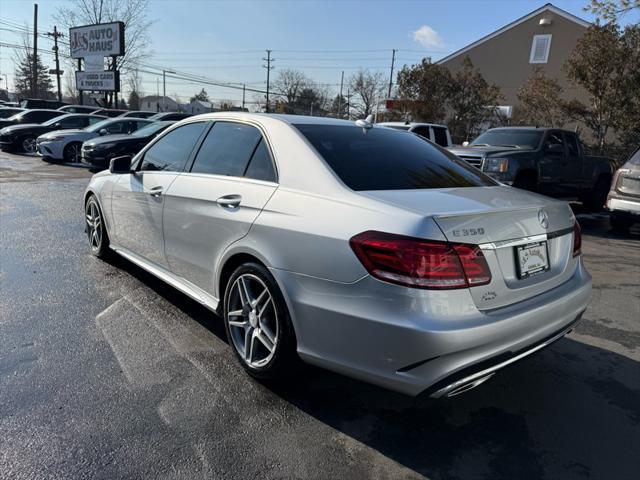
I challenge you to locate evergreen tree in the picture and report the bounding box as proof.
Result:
[14,52,54,99]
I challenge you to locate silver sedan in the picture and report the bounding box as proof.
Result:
[84,113,591,397]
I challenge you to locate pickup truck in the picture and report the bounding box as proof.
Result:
[448,127,614,210]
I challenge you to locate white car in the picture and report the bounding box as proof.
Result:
[37,117,152,162]
[378,122,452,147]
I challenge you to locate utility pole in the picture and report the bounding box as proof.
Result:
[387,48,396,99]
[242,84,246,110]
[162,69,175,111]
[263,49,274,113]
[32,3,38,98]
[46,26,63,101]
[346,88,351,120]
[338,70,344,119]
[77,59,83,105]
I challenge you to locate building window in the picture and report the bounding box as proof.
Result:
[529,34,552,63]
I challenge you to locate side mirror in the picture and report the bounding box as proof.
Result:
[99,128,109,136]
[546,143,564,155]
[109,155,132,174]
[462,141,470,147]
[53,123,62,129]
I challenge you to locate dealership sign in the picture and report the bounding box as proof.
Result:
[70,22,124,59]
[75,71,120,92]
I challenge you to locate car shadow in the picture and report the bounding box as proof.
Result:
[102,252,640,479]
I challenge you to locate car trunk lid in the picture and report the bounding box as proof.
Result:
[362,186,578,310]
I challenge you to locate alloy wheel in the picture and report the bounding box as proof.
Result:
[85,200,102,251]
[22,137,36,153]
[68,144,81,163]
[226,274,278,368]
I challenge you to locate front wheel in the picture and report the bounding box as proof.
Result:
[223,262,298,380]
[85,195,109,257]
[63,142,82,163]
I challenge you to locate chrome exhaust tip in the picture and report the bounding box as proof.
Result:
[445,373,495,397]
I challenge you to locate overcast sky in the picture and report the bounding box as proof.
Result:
[1,0,638,106]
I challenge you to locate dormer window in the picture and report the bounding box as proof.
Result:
[530,34,552,63]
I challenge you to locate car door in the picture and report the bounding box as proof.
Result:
[163,121,278,293]
[109,121,208,267]
[539,130,567,196]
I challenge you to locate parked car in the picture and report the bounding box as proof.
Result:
[83,113,590,397]
[82,121,175,168]
[0,107,25,119]
[379,122,452,147]
[148,112,192,121]
[448,127,614,210]
[607,147,640,233]
[0,113,105,153]
[37,117,152,162]
[57,105,100,114]
[91,109,127,117]
[118,110,156,118]
[19,98,68,109]
[0,109,63,130]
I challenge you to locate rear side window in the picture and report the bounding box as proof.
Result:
[245,139,276,182]
[411,126,430,139]
[294,124,496,191]
[432,127,449,147]
[140,122,207,172]
[564,133,579,157]
[191,122,262,176]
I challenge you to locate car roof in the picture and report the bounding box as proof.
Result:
[180,112,363,128]
[487,126,575,133]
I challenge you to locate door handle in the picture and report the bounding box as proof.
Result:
[216,194,242,208]
[145,186,164,197]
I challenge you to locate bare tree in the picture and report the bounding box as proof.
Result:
[272,69,309,113]
[349,69,386,118]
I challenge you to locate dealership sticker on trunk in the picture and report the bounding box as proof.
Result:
[515,241,550,279]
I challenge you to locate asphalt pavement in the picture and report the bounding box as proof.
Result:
[1,152,639,480]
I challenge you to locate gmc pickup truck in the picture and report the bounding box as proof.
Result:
[448,127,614,210]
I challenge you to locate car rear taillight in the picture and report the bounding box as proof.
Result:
[349,231,491,289]
[572,222,582,257]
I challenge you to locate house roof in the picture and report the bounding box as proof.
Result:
[436,3,590,65]
[140,95,177,103]
[190,99,214,108]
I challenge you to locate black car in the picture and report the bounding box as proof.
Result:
[82,121,176,168]
[58,105,100,114]
[0,113,107,153]
[0,107,25,119]
[19,98,68,109]
[0,109,63,131]
[148,112,192,121]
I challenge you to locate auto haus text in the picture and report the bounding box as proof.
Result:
[71,27,119,56]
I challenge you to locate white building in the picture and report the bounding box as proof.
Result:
[139,95,180,113]
[184,99,219,115]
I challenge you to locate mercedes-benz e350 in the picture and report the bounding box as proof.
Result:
[84,113,591,397]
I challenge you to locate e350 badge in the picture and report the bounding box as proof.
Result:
[452,227,485,237]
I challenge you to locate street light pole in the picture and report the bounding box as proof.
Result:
[162,69,175,111]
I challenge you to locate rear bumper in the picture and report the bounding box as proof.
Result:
[608,196,640,217]
[271,259,592,396]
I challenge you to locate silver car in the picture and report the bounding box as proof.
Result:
[84,113,591,397]
[607,147,640,233]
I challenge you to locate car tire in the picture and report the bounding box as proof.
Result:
[513,173,537,192]
[63,142,82,163]
[610,216,632,234]
[20,136,36,154]
[223,262,299,380]
[581,177,610,212]
[85,195,110,258]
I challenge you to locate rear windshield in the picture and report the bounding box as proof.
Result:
[294,124,496,191]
